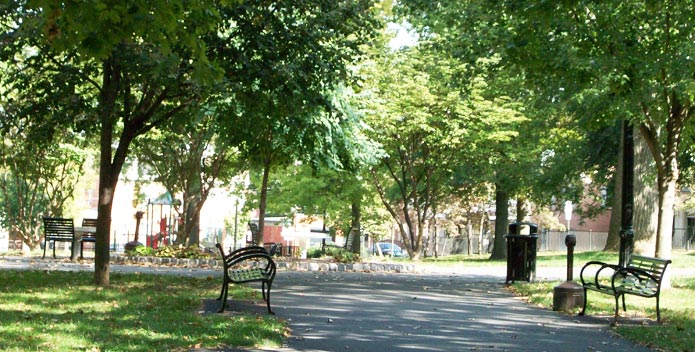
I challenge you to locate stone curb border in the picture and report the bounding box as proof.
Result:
[109,254,421,273]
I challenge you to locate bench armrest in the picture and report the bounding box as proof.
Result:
[580,261,620,289]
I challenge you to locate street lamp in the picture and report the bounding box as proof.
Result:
[619,121,635,267]
[564,201,573,233]
[553,201,583,311]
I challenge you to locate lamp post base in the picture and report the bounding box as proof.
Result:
[553,281,584,312]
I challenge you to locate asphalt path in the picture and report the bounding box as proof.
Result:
[270,271,653,352]
[0,257,656,352]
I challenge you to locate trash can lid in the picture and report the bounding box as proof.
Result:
[508,222,539,235]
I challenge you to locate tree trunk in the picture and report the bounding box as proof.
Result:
[174,192,189,246]
[184,196,202,245]
[516,196,527,222]
[633,131,658,254]
[94,60,120,287]
[479,212,486,255]
[418,223,431,258]
[466,220,473,255]
[655,176,677,289]
[183,156,206,246]
[490,183,508,260]
[637,102,687,289]
[656,179,676,259]
[369,169,421,259]
[350,200,361,254]
[429,220,438,258]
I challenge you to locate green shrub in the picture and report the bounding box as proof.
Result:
[154,244,213,259]
[306,248,324,258]
[126,244,214,259]
[127,245,155,257]
[325,247,360,263]
[303,247,360,263]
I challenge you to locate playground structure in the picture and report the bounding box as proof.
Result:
[145,192,180,248]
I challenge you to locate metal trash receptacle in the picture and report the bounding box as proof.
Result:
[505,222,539,283]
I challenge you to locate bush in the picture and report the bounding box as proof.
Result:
[325,247,360,263]
[306,248,324,259]
[128,245,155,257]
[303,247,360,263]
[126,244,214,259]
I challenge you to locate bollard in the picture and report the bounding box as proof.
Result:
[552,234,585,311]
[566,234,575,281]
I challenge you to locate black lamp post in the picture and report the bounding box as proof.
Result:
[619,120,635,267]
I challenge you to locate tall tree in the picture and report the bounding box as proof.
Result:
[2,1,223,286]
[0,10,91,250]
[400,0,682,262]
[0,122,86,250]
[211,0,381,245]
[499,1,695,261]
[361,43,526,259]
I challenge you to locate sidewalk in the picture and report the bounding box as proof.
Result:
[0,254,571,279]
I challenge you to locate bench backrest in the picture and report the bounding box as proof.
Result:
[627,255,671,281]
[216,244,276,273]
[82,218,98,227]
[81,218,97,239]
[43,217,75,241]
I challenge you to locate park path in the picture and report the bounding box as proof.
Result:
[267,271,654,352]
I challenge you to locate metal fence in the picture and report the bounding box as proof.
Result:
[438,227,695,256]
[538,231,607,252]
[673,227,695,250]
[439,230,608,256]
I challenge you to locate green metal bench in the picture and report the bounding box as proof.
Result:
[215,244,276,315]
[579,255,671,323]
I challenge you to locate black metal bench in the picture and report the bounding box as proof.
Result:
[42,217,77,259]
[215,244,276,315]
[80,218,98,259]
[579,255,672,323]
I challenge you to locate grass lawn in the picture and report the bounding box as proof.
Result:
[420,250,627,267]
[0,270,286,352]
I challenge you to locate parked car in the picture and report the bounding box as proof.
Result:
[373,242,405,257]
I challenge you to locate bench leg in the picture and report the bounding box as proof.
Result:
[264,282,274,315]
[217,281,225,301]
[613,294,621,324]
[218,281,229,313]
[42,239,47,259]
[656,296,661,324]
